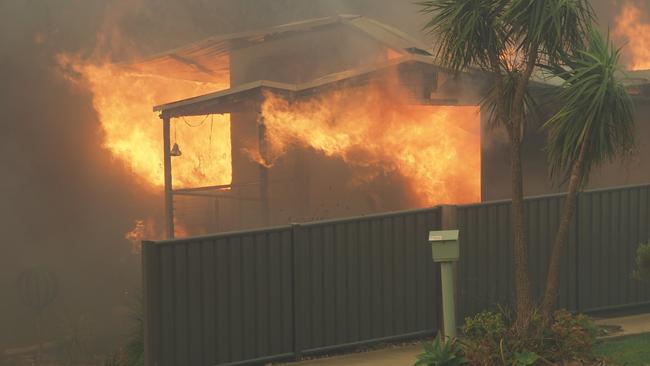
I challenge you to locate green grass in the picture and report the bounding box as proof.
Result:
[595,333,650,365]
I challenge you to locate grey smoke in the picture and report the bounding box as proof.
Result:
[0,0,629,353]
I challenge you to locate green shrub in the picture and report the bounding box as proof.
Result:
[633,241,650,282]
[414,333,467,366]
[513,351,539,366]
[546,310,597,361]
[461,311,508,365]
[462,311,505,339]
[461,309,599,365]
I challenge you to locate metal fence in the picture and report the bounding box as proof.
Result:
[457,184,650,317]
[577,185,650,312]
[142,226,295,366]
[143,184,650,366]
[458,193,578,317]
[143,208,443,366]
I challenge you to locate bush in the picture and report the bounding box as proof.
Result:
[414,333,467,366]
[461,309,599,365]
[462,311,506,339]
[461,311,507,365]
[546,310,598,361]
[633,241,650,282]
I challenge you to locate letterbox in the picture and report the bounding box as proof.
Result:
[428,230,459,262]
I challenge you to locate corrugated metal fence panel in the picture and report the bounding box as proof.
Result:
[577,185,650,312]
[457,201,513,318]
[294,208,442,354]
[142,184,650,366]
[143,227,295,366]
[457,194,578,318]
[526,195,578,312]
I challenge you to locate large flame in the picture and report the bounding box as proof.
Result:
[260,82,481,206]
[614,2,650,70]
[57,55,232,189]
[58,37,479,233]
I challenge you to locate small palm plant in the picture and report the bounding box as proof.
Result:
[414,333,467,366]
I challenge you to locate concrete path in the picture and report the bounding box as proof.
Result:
[595,312,650,338]
[279,313,650,365]
[278,344,421,366]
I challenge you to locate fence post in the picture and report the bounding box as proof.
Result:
[290,223,304,361]
[440,206,460,328]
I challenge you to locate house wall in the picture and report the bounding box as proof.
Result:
[218,25,650,232]
[481,99,650,201]
[223,26,416,231]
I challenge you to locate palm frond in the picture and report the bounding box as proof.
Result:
[505,0,594,63]
[482,69,541,130]
[544,27,635,183]
[418,0,509,72]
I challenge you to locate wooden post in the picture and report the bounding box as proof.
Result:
[162,114,175,239]
[258,114,270,226]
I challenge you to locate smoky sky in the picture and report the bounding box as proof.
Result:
[0,0,430,350]
[0,0,637,350]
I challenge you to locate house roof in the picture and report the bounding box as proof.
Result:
[144,14,650,116]
[154,65,650,118]
[153,54,482,117]
[128,14,432,83]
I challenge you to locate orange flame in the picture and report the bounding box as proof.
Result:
[57,55,232,189]
[614,2,650,70]
[261,82,481,206]
[124,218,156,253]
[125,218,188,252]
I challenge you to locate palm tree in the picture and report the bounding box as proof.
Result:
[419,0,594,327]
[540,28,635,318]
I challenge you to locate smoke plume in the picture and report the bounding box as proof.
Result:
[0,0,630,355]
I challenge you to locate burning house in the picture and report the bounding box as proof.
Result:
[116,15,649,238]
[123,15,485,237]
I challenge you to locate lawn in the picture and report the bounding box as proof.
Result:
[595,333,650,365]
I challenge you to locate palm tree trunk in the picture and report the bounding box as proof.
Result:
[541,137,590,319]
[509,49,538,330]
[511,134,534,328]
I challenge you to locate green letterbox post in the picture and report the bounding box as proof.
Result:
[428,229,459,338]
